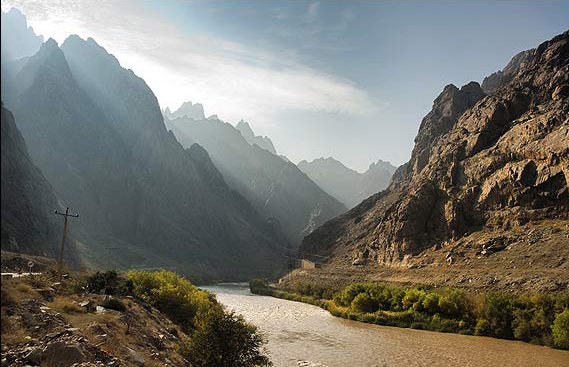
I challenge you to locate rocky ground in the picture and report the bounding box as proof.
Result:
[281,219,569,293]
[1,273,188,367]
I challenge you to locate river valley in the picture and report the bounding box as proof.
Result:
[203,283,569,367]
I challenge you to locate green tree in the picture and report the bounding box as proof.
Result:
[552,309,569,350]
[351,293,377,313]
[181,310,272,367]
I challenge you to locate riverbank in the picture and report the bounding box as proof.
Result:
[250,279,569,350]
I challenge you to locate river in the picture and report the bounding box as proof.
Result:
[202,283,569,367]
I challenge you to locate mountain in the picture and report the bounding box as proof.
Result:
[0,8,44,63]
[3,34,288,282]
[164,101,205,120]
[298,157,397,208]
[164,115,347,245]
[299,31,569,289]
[1,103,80,266]
[235,119,277,154]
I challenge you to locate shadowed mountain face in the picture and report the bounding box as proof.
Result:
[298,157,396,208]
[2,34,289,282]
[302,31,569,266]
[1,104,81,266]
[165,116,347,245]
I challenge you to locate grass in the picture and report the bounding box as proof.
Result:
[50,296,86,314]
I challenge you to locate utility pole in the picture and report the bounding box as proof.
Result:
[54,207,79,279]
[105,247,120,271]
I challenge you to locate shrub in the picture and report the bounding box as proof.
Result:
[87,271,131,295]
[128,270,216,332]
[335,284,367,307]
[402,289,426,311]
[474,318,491,336]
[482,292,515,338]
[101,297,126,312]
[422,293,441,314]
[249,279,268,292]
[351,293,377,313]
[552,309,569,350]
[180,310,271,367]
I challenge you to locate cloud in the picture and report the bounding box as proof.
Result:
[1,0,375,124]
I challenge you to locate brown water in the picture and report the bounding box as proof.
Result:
[203,283,569,367]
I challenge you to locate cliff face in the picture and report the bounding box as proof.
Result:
[0,105,80,265]
[3,35,288,281]
[301,31,569,267]
[165,116,347,245]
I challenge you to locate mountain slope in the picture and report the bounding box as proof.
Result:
[301,31,569,280]
[165,116,347,245]
[298,157,396,208]
[0,104,80,265]
[5,35,288,281]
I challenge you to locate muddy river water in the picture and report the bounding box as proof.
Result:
[203,283,569,367]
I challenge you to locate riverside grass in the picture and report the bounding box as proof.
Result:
[249,279,569,350]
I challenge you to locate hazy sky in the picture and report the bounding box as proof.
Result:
[2,1,568,171]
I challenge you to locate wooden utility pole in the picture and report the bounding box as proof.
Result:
[54,207,79,278]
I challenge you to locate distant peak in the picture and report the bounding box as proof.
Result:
[207,114,219,120]
[44,38,59,47]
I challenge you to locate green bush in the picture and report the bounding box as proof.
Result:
[334,284,367,307]
[249,279,268,292]
[128,270,216,332]
[351,293,377,313]
[552,309,569,350]
[402,289,426,311]
[474,318,491,336]
[482,292,515,338]
[180,310,271,367]
[101,297,126,312]
[422,293,441,314]
[87,271,131,295]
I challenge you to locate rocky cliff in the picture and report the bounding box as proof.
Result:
[2,33,289,281]
[301,31,569,273]
[298,157,396,208]
[0,104,80,265]
[165,116,347,245]
[235,119,277,155]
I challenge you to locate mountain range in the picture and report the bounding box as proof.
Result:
[1,11,292,282]
[298,157,396,208]
[164,114,347,245]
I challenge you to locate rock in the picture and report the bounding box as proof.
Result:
[79,300,96,313]
[126,348,145,366]
[24,347,43,364]
[41,342,87,367]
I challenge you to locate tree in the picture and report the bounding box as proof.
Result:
[552,309,569,350]
[181,310,272,367]
[351,293,377,313]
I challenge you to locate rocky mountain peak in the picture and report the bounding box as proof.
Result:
[301,30,568,269]
[410,81,485,176]
[164,101,206,120]
[235,119,277,155]
[1,7,44,62]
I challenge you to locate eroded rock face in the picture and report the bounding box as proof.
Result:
[302,31,569,267]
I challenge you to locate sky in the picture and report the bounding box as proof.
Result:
[1,1,568,171]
